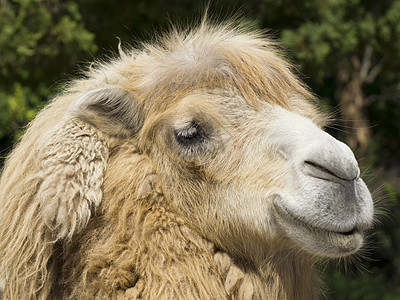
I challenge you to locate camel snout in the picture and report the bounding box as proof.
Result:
[296,132,360,184]
[267,106,360,184]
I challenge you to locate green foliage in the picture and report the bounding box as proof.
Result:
[276,0,400,166]
[0,0,97,85]
[276,0,400,80]
[0,0,97,158]
[323,267,400,300]
[0,83,42,142]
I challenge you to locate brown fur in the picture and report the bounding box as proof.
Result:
[0,20,328,299]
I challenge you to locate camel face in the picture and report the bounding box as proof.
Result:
[146,92,374,260]
[65,23,374,262]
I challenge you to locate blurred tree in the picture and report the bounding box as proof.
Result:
[0,0,97,161]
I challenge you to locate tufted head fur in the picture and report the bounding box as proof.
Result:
[0,19,373,299]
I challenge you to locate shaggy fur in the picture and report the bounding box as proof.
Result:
[0,20,369,299]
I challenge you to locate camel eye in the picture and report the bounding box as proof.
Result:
[174,121,204,147]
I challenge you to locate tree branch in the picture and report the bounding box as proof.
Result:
[366,58,385,83]
[360,44,373,81]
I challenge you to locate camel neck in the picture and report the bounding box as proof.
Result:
[214,249,319,300]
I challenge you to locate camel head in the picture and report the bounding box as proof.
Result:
[69,23,374,264]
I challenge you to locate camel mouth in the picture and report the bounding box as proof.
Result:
[273,199,364,257]
[274,201,360,236]
[337,228,357,236]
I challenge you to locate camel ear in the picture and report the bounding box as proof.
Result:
[69,86,143,137]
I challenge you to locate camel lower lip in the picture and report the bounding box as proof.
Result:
[273,201,362,256]
[289,215,359,238]
[273,201,358,235]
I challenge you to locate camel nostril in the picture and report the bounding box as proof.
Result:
[305,161,337,177]
[304,161,358,182]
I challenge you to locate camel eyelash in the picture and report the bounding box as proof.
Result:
[172,120,216,158]
[174,121,205,146]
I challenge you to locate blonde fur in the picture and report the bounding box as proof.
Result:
[0,20,357,299]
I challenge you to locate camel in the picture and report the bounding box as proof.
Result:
[0,20,374,299]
